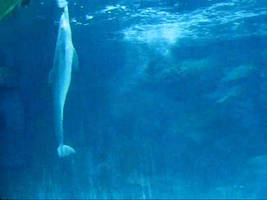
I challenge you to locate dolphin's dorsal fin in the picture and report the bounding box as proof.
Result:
[72,48,79,72]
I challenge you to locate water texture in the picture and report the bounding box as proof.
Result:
[0,0,266,199]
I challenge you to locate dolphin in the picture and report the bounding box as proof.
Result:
[50,5,78,157]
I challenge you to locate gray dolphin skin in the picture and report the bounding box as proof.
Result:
[50,5,78,157]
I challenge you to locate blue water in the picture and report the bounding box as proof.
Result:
[0,0,267,199]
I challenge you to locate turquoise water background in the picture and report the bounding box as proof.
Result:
[0,0,267,198]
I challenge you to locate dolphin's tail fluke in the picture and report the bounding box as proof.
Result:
[57,144,76,157]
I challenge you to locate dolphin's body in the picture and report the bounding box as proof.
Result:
[50,5,78,157]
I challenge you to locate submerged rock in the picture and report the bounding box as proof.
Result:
[214,85,242,104]
[0,0,30,20]
[222,65,256,83]
[0,0,22,20]
[0,67,19,88]
[178,58,216,75]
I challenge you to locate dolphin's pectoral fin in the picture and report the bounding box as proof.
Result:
[57,145,76,157]
[72,48,79,72]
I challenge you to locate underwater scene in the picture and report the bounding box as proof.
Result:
[0,0,267,199]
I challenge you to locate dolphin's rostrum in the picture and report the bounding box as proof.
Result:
[57,0,68,8]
